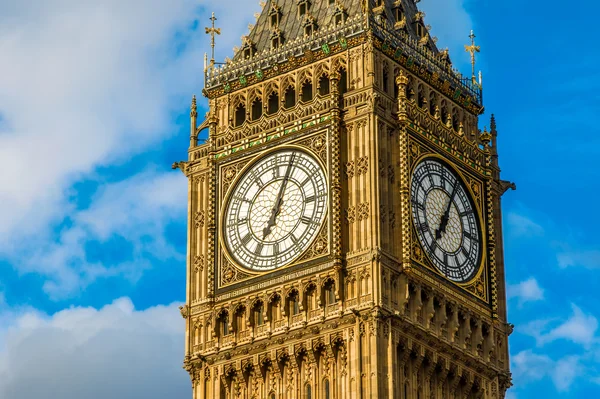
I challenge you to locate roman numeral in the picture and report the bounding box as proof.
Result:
[464,231,476,241]
[301,216,312,224]
[418,224,429,234]
[254,243,263,256]
[301,177,311,186]
[241,233,252,246]
[459,209,473,218]
[237,217,248,225]
[305,195,315,203]
[273,243,280,256]
[290,234,299,245]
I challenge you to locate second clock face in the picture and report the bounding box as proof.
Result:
[411,158,482,283]
[223,149,328,271]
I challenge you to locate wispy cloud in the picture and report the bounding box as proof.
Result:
[557,251,600,269]
[512,350,581,392]
[506,212,544,238]
[0,298,187,399]
[522,304,598,349]
[507,277,544,305]
[12,170,187,300]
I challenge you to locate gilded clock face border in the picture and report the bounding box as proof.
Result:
[215,130,333,292]
[408,143,489,302]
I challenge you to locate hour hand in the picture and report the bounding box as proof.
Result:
[263,197,282,238]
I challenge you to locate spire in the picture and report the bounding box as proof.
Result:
[205,12,221,77]
[464,30,481,86]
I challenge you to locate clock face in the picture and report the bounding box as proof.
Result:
[411,158,482,283]
[223,149,328,271]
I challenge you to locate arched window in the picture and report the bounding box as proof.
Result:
[305,286,317,311]
[284,87,296,108]
[325,281,336,306]
[306,383,312,399]
[318,75,330,96]
[268,92,279,114]
[254,302,264,326]
[289,291,300,315]
[251,98,263,120]
[234,306,246,339]
[218,312,229,337]
[324,379,330,399]
[234,104,246,126]
[339,69,348,94]
[301,80,313,102]
[383,67,389,94]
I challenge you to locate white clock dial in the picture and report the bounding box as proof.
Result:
[223,149,328,271]
[411,158,482,283]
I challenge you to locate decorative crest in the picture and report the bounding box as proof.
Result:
[464,30,481,86]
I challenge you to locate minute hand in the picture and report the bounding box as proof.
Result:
[263,152,296,239]
[436,180,458,240]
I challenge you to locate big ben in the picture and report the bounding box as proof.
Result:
[176,1,514,398]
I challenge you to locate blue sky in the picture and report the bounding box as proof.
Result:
[0,0,598,397]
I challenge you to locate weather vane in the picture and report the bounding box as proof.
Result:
[204,12,221,75]
[464,30,481,87]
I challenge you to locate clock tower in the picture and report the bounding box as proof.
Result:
[176,1,514,398]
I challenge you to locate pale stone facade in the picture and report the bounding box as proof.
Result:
[176,1,513,398]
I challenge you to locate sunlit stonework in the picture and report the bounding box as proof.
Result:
[176,1,514,398]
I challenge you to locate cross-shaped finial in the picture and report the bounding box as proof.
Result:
[464,30,481,86]
[205,12,221,72]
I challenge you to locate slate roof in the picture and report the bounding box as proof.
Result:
[233,0,439,61]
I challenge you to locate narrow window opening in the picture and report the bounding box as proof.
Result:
[318,75,330,96]
[299,2,307,17]
[304,24,313,36]
[284,87,296,108]
[395,7,404,22]
[324,380,330,399]
[301,81,313,102]
[255,303,264,326]
[267,92,279,114]
[339,69,348,94]
[335,13,343,25]
[306,384,312,399]
[292,294,300,315]
[251,99,263,120]
[234,104,246,127]
[383,68,389,94]
[272,37,280,49]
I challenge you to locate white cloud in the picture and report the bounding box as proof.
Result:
[507,277,544,305]
[511,350,581,392]
[522,304,598,349]
[506,212,544,238]
[552,356,581,392]
[557,250,600,269]
[0,298,189,399]
[0,0,261,299]
[0,0,206,247]
[15,170,187,300]
[512,350,553,383]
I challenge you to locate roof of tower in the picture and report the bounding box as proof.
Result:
[204,0,483,111]
[233,0,439,61]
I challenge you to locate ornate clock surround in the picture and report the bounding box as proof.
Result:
[214,126,333,294]
[408,131,491,306]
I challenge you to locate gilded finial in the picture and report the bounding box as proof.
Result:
[191,95,197,114]
[464,30,481,87]
[205,12,221,75]
[480,126,492,147]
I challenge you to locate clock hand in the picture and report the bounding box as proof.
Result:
[263,152,296,239]
[436,179,459,240]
